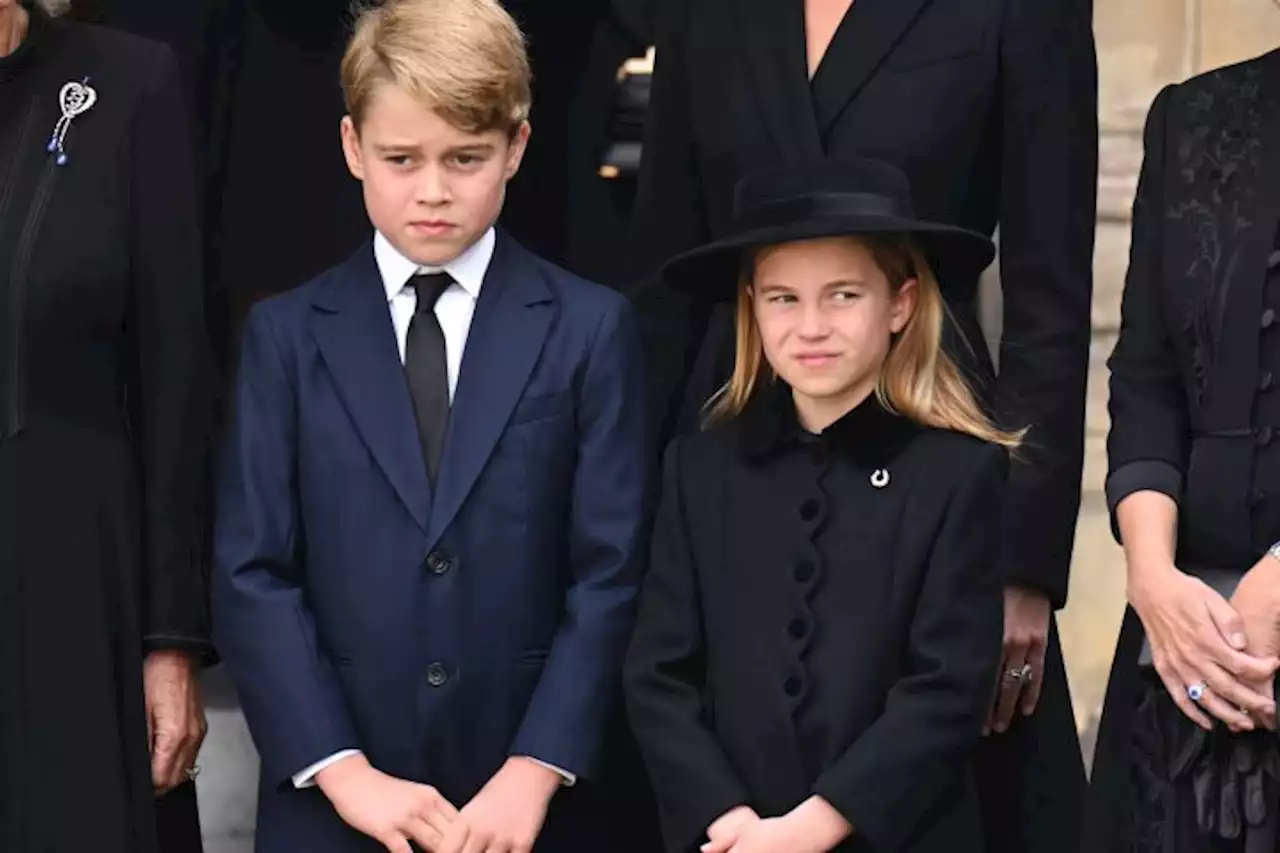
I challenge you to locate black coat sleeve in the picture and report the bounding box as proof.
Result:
[992,0,1098,607]
[623,440,751,853]
[1104,87,1188,534]
[625,0,714,450]
[811,444,1007,853]
[126,44,216,655]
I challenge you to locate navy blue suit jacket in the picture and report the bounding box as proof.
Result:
[212,230,649,852]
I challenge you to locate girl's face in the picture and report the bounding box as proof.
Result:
[751,236,917,428]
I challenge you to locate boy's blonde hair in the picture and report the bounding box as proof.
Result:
[707,234,1025,450]
[341,0,532,135]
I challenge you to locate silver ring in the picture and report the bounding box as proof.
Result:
[185,765,200,781]
[1187,682,1207,703]
[1004,663,1033,683]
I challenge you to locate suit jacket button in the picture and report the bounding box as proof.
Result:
[1261,372,1275,392]
[783,676,802,697]
[426,551,451,575]
[799,499,821,521]
[1256,425,1274,447]
[787,618,809,640]
[1263,308,1276,330]
[426,662,448,686]
[793,560,816,582]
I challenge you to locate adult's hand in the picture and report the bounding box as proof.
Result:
[986,584,1051,735]
[1130,562,1277,731]
[1230,553,1280,729]
[143,649,207,795]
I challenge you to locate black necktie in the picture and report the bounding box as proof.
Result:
[405,272,452,483]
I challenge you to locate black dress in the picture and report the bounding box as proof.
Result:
[0,6,214,853]
[623,384,1007,853]
[1086,49,1280,853]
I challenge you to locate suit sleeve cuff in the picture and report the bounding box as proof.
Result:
[518,755,577,787]
[292,749,363,789]
[142,635,218,666]
[1105,460,1183,541]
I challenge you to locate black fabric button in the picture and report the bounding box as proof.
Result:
[1256,425,1274,447]
[783,676,802,697]
[1263,308,1276,330]
[1261,372,1275,392]
[799,499,821,521]
[787,618,808,640]
[426,550,452,575]
[426,662,448,686]
[1268,250,1280,271]
[793,560,815,582]
[1250,488,1267,507]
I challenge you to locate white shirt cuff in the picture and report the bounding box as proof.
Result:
[292,749,362,789]
[519,756,576,786]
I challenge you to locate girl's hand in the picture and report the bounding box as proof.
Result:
[703,806,761,852]
[1130,561,1278,730]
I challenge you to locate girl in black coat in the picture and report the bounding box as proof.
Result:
[623,158,1019,853]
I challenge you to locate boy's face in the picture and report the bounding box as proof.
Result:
[341,83,529,266]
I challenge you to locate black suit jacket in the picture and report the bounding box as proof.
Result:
[628,0,1098,606]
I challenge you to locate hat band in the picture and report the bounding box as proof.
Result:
[736,191,906,232]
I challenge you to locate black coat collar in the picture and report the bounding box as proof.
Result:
[732,378,920,468]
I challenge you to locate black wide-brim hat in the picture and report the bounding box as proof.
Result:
[659,157,995,301]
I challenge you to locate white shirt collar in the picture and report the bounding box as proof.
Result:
[374,227,495,303]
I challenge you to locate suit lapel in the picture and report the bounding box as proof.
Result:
[736,0,824,160]
[810,0,932,135]
[310,244,432,533]
[426,232,554,549]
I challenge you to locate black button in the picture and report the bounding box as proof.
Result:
[787,618,808,640]
[1257,425,1274,447]
[799,499,821,521]
[1261,372,1275,392]
[783,676,802,697]
[1250,488,1267,506]
[1269,250,1280,271]
[426,550,452,575]
[793,560,815,582]
[426,662,448,686]
[1263,308,1276,330]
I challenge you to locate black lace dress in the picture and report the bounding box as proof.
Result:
[1088,48,1280,853]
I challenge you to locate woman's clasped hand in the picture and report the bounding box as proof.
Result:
[1130,558,1280,732]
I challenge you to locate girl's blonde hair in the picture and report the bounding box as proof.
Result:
[705,234,1024,450]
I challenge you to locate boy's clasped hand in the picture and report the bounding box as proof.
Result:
[317,754,560,853]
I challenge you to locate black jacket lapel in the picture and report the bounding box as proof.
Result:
[735,0,824,160]
[810,0,932,135]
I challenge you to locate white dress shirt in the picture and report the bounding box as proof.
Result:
[291,228,575,790]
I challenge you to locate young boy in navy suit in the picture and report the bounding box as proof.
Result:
[211,1,649,850]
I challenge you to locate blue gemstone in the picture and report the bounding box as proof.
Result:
[56,153,68,166]
[46,139,56,152]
